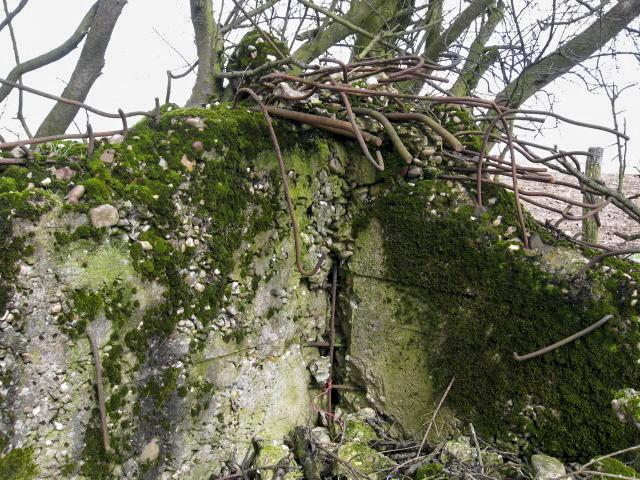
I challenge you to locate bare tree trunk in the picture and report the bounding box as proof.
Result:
[494,0,640,108]
[35,0,127,137]
[185,0,215,107]
[451,0,504,96]
[424,0,494,61]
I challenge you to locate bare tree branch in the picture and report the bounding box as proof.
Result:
[0,2,99,104]
[495,0,640,108]
[36,0,127,136]
[0,0,27,33]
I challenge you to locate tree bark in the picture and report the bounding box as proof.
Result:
[424,0,494,61]
[0,2,98,104]
[451,0,504,96]
[292,0,390,65]
[494,0,640,108]
[35,0,127,137]
[185,0,215,107]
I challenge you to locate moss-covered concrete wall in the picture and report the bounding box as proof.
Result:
[1,103,639,479]
[0,105,344,478]
[345,178,640,460]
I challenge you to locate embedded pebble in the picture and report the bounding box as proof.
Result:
[406,167,422,178]
[11,146,25,158]
[56,167,76,180]
[100,149,115,163]
[68,185,85,203]
[89,204,119,227]
[139,438,160,463]
[40,177,52,186]
[139,241,153,251]
[108,134,124,144]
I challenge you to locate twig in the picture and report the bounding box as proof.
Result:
[513,314,613,361]
[0,77,155,120]
[551,444,640,480]
[87,330,115,455]
[416,376,455,457]
[469,423,483,474]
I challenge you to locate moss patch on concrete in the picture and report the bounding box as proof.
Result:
[353,179,640,460]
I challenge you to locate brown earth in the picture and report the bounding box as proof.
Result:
[506,171,640,249]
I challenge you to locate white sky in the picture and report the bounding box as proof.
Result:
[0,0,638,174]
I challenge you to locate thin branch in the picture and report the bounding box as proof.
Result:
[0,1,99,103]
[0,0,27,33]
[513,314,613,361]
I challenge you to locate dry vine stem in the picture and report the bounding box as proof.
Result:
[233,88,326,276]
[86,330,115,454]
[513,314,613,361]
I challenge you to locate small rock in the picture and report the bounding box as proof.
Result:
[11,146,25,158]
[139,438,160,463]
[67,185,85,204]
[328,158,344,175]
[185,117,205,129]
[108,134,124,144]
[89,204,119,227]
[139,241,153,251]
[531,454,565,480]
[100,149,116,163]
[40,177,52,186]
[192,141,203,151]
[406,167,422,179]
[181,154,196,172]
[56,166,76,180]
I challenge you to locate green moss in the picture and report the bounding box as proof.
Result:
[81,178,112,204]
[591,458,640,479]
[0,189,56,221]
[414,463,444,480]
[344,418,379,443]
[139,367,180,408]
[357,179,639,460]
[0,447,39,480]
[432,104,484,152]
[54,224,105,246]
[228,30,289,72]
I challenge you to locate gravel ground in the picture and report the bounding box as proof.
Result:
[505,170,640,249]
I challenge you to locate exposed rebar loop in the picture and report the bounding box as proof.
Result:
[320,58,384,171]
[570,248,640,281]
[513,314,614,361]
[118,108,128,137]
[234,88,326,276]
[351,107,412,164]
[481,107,530,249]
[247,105,382,146]
[384,112,463,153]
